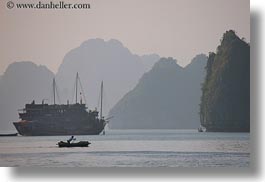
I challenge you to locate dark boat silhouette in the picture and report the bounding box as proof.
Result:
[57,141,90,148]
[0,133,18,137]
[13,73,108,136]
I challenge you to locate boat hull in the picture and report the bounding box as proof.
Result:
[0,133,18,137]
[13,119,105,136]
[57,141,90,147]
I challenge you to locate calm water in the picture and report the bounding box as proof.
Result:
[0,130,249,167]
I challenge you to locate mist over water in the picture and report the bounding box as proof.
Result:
[0,130,249,167]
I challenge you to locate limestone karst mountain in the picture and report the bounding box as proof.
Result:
[109,55,207,129]
[0,62,54,132]
[200,30,250,132]
[56,39,159,115]
[0,39,159,131]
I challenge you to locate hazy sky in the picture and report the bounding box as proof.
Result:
[0,0,249,74]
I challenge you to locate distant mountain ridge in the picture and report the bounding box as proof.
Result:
[0,39,159,132]
[56,38,160,115]
[140,54,160,72]
[0,61,54,132]
[109,54,207,129]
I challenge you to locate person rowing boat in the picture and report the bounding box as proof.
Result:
[67,136,76,144]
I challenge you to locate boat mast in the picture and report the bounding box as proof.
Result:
[100,81,103,119]
[53,78,56,105]
[75,72,78,104]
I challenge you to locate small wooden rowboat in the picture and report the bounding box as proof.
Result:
[57,141,91,148]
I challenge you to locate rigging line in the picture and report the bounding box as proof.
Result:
[100,81,103,119]
[97,81,106,117]
[75,73,78,104]
[49,78,56,105]
[97,85,101,110]
[78,76,87,105]
[49,84,53,105]
[55,82,61,104]
[71,77,76,104]
[101,82,108,116]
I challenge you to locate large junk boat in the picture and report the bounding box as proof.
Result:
[13,73,107,136]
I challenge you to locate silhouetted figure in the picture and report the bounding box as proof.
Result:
[67,136,75,144]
